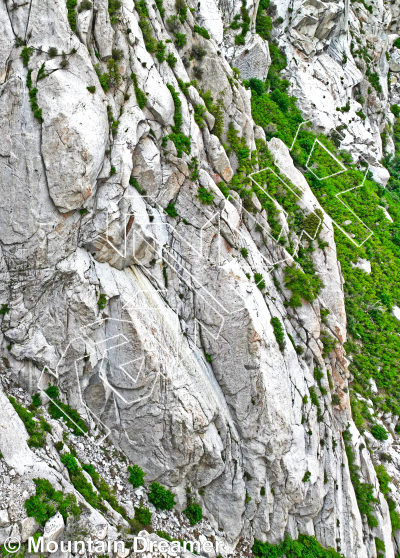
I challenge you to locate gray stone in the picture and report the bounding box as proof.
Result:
[43,512,64,544]
[20,517,40,543]
[0,526,11,547]
[0,510,9,527]
[232,34,271,81]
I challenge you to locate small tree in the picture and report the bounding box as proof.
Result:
[184,502,202,525]
[127,464,146,488]
[134,504,152,525]
[148,482,176,510]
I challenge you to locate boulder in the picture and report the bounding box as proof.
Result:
[0,510,9,527]
[206,135,234,181]
[0,526,11,547]
[232,34,271,81]
[93,0,114,59]
[393,306,400,322]
[20,517,40,543]
[369,165,391,187]
[43,512,65,544]
[351,258,371,274]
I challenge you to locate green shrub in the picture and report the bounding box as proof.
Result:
[25,478,80,525]
[390,104,400,118]
[174,33,187,48]
[109,0,122,23]
[254,273,265,291]
[253,533,344,558]
[302,209,323,237]
[302,471,311,482]
[375,464,391,495]
[165,202,178,218]
[134,504,152,525]
[188,156,199,181]
[271,317,285,351]
[25,71,43,123]
[288,333,303,355]
[9,396,50,448]
[127,464,146,488]
[78,0,92,11]
[184,502,202,525]
[87,85,96,93]
[343,428,378,527]
[46,390,88,436]
[55,441,64,451]
[21,45,34,66]
[375,537,385,554]
[175,0,187,22]
[248,78,264,96]
[191,46,206,60]
[148,482,176,510]
[283,266,323,307]
[48,47,58,59]
[331,393,341,406]
[193,104,206,129]
[370,424,388,441]
[31,393,42,408]
[394,38,400,49]
[166,52,177,68]
[196,186,214,205]
[61,453,100,509]
[61,453,80,474]
[157,530,173,541]
[131,73,147,109]
[112,48,124,61]
[66,0,78,31]
[0,303,10,315]
[129,518,144,535]
[193,25,210,39]
[368,72,382,94]
[164,83,191,157]
[240,247,249,258]
[255,0,272,40]
[45,385,59,399]
[94,60,121,91]
[98,293,107,309]
[82,464,127,518]
[106,59,121,87]
[198,90,224,140]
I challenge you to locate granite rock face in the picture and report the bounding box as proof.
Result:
[0,0,399,556]
[267,0,400,164]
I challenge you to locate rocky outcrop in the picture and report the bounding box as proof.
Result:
[264,0,400,163]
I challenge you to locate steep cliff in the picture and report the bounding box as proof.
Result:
[0,0,400,557]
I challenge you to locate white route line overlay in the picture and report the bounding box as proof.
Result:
[288,120,374,247]
[246,165,323,269]
[37,312,193,442]
[97,192,248,343]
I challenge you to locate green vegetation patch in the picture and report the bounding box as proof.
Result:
[184,502,202,525]
[25,478,80,525]
[127,464,146,488]
[9,396,51,448]
[343,428,378,527]
[271,317,285,351]
[253,533,344,558]
[66,0,78,31]
[148,482,176,510]
[45,386,88,436]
